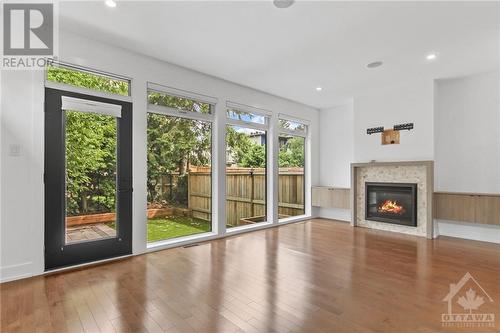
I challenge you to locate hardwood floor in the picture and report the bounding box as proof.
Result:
[2,219,500,333]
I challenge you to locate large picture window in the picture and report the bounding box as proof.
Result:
[225,103,270,228]
[278,117,307,219]
[147,85,215,243]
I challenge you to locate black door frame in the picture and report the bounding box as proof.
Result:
[44,87,132,270]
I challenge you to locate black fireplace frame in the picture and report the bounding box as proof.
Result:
[365,182,417,227]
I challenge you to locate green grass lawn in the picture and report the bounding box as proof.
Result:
[147,216,211,242]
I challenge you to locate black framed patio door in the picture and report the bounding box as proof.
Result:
[44,87,132,270]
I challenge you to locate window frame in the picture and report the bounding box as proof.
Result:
[277,113,308,138]
[225,102,272,232]
[277,114,309,223]
[146,84,217,246]
[148,82,217,121]
[226,101,271,130]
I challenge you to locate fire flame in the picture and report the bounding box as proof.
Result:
[378,200,405,215]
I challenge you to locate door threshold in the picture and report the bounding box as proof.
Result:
[44,254,133,276]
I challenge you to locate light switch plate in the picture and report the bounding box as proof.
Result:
[9,144,21,156]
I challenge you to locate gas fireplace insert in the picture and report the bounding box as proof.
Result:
[365,182,417,227]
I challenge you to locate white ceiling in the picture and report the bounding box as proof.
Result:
[60,1,500,109]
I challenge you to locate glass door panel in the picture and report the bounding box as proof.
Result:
[65,111,118,244]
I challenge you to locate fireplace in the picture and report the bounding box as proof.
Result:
[365,182,417,227]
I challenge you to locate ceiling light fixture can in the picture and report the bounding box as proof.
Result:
[426,53,437,60]
[273,0,295,9]
[316,87,322,91]
[105,0,117,8]
[366,61,383,69]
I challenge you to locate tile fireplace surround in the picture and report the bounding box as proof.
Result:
[351,161,434,239]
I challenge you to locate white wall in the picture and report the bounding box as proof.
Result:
[435,71,500,193]
[319,102,354,187]
[0,30,320,282]
[315,102,353,221]
[317,71,500,244]
[433,71,500,243]
[1,70,45,281]
[353,78,434,163]
[316,79,435,221]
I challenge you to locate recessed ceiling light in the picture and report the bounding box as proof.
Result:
[105,0,117,8]
[366,61,383,69]
[316,86,322,91]
[426,53,438,61]
[273,0,295,9]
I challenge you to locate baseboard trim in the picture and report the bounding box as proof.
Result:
[435,219,500,244]
[0,262,33,283]
[314,207,351,222]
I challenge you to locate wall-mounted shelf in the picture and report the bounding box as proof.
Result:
[434,192,500,225]
[312,187,350,209]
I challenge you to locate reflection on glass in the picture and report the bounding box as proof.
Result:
[226,109,267,124]
[65,111,117,244]
[279,119,306,132]
[226,125,267,228]
[278,135,305,218]
[147,113,212,243]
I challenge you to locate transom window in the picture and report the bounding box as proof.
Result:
[279,118,307,135]
[148,83,216,118]
[46,61,131,96]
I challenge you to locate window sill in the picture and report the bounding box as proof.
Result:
[279,215,312,224]
[226,221,273,234]
[146,231,219,252]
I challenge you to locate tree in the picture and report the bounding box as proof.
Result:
[279,136,305,167]
[240,144,266,168]
[65,111,117,215]
[49,65,305,214]
[147,114,211,203]
[47,66,128,215]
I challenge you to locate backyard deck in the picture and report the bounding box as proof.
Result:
[66,224,116,243]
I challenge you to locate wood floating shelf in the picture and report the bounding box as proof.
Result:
[312,187,350,209]
[434,192,500,226]
[312,185,500,226]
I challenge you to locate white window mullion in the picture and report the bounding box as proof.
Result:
[279,128,307,138]
[61,96,122,118]
[147,104,214,123]
[226,118,268,131]
[270,114,279,225]
[226,101,272,118]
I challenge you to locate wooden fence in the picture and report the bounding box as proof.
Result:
[71,167,305,227]
[188,167,305,226]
